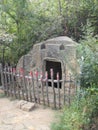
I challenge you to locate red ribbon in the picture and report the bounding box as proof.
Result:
[35,71,38,78]
[13,68,16,73]
[29,71,33,77]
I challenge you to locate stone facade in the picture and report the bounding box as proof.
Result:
[17,36,79,80]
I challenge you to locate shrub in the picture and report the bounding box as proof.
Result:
[51,88,98,130]
[77,26,98,88]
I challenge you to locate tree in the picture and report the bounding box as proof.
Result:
[0,0,98,65]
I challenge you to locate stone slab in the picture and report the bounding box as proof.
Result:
[16,100,35,112]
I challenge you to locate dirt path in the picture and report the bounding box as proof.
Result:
[0,91,55,130]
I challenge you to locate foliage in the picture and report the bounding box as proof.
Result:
[51,88,98,130]
[0,0,98,65]
[86,86,98,117]
[77,24,98,88]
[63,0,98,41]
[0,0,64,65]
[51,22,98,130]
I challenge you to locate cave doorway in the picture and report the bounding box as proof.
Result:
[45,60,62,88]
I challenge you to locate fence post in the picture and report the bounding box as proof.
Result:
[40,72,45,105]
[50,69,56,109]
[19,69,25,100]
[26,76,32,102]
[30,71,36,102]
[23,73,28,101]
[4,66,9,96]
[35,70,40,104]
[45,71,49,106]
[11,67,17,98]
[7,66,13,97]
[63,74,65,105]
[15,70,21,99]
[0,64,6,94]
[57,72,61,109]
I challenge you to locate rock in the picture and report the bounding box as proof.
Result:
[16,100,35,112]
[16,100,28,109]
[21,102,35,112]
[16,36,79,77]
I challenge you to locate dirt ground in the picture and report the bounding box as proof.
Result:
[0,90,55,130]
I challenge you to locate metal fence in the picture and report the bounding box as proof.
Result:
[0,64,79,109]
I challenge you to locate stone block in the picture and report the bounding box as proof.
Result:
[16,100,28,109]
[21,102,35,112]
[16,100,35,111]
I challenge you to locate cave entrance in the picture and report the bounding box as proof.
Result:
[45,60,62,88]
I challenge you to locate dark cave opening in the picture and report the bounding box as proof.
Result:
[45,60,62,88]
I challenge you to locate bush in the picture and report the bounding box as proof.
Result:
[77,25,98,88]
[51,88,98,130]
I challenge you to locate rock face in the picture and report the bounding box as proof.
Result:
[17,36,79,79]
